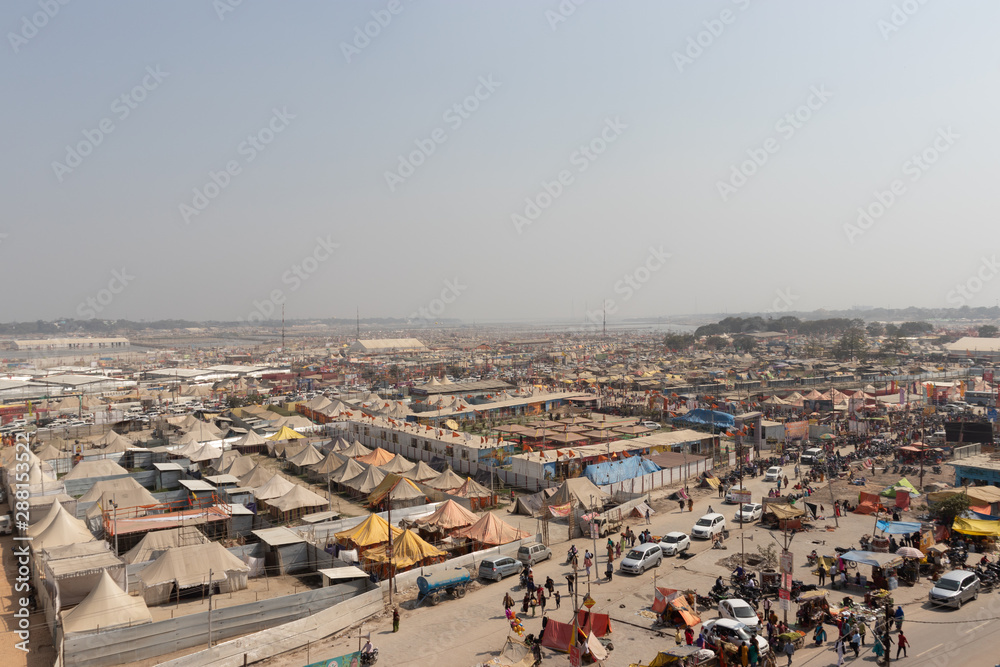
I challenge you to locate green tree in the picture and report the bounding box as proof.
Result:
[832,327,869,360]
[881,332,909,357]
[866,321,885,337]
[927,493,971,527]
[664,333,695,350]
[702,335,729,350]
[978,324,999,338]
[733,335,756,353]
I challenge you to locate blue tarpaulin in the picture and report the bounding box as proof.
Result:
[584,456,661,486]
[672,409,735,429]
[875,520,922,535]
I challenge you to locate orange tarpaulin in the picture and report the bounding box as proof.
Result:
[854,492,882,515]
[895,490,911,511]
[576,610,612,637]
[548,503,572,518]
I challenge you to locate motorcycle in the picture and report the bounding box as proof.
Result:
[566,546,578,565]
[360,648,379,666]
[932,466,942,474]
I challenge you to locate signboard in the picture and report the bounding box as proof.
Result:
[583,594,596,609]
[782,573,793,591]
[780,552,793,575]
[778,597,790,611]
[731,490,752,505]
[569,646,582,667]
[778,588,790,601]
[590,522,600,539]
[305,652,361,667]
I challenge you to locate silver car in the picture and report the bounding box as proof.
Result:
[929,570,979,608]
[478,556,520,582]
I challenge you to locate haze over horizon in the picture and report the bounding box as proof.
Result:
[4,1,999,325]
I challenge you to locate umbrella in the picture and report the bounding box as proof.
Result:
[896,547,923,559]
[819,433,835,441]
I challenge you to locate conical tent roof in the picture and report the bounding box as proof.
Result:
[424,467,467,491]
[239,463,275,489]
[329,458,367,484]
[27,461,56,485]
[281,443,307,460]
[212,450,242,472]
[325,437,351,453]
[223,456,256,479]
[78,477,158,505]
[334,513,402,548]
[546,477,609,510]
[267,426,305,441]
[401,460,439,482]
[123,526,210,564]
[188,443,223,463]
[340,440,372,458]
[34,444,65,461]
[92,430,130,448]
[344,465,387,494]
[414,499,480,531]
[33,506,95,550]
[364,529,446,569]
[64,459,129,480]
[268,484,329,513]
[356,447,395,466]
[451,512,530,546]
[288,444,325,468]
[62,570,152,634]
[367,474,426,505]
[232,430,267,448]
[311,450,345,475]
[452,476,493,499]
[100,436,133,454]
[28,499,64,538]
[378,454,415,475]
[174,434,202,456]
[138,542,249,590]
[186,421,224,442]
[253,474,297,501]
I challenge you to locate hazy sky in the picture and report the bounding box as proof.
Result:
[4,1,999,325]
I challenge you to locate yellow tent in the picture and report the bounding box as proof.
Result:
[364,529,446,569]
[335,513,403,550]
[266,426,305,441]
[952,517,1000,537]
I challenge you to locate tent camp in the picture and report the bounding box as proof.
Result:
[253,474,297,503]
[329,458,367,486]
[363,528,446,575]
[511,488,558,516]
[400,460,439,482]
[222,456,256,479]
[231,429,268,453]
[188,443,223,464]
[138,542,250,606]
[367,474,427,509]
[239,463,275,489]
[185,421,225,443]
[356,447,395,467]
[267,426,305,443]
[79,478,158,523]
[424,467,467,492]
[28,499,65,538]
[334,513,403,552]
[123,526,211,564]
[339,440,372,458]
[33,506,96,550]
[212,450,242,474]
[267,485,329,521]
[545,477,609,510]
[378,454,416,475]
[450,476,496,510]
[64,459,130,481]
[310,450,346,477]
[61,570,152,634]
[451,512,530,547]
[413,499,479,533]
[42,541,125,607]
[287,444,325,470]
[343,465,387,495]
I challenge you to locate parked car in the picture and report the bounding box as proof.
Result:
[478,556,521,582]
[692,513,727,539]
[800,448,825,465]
[641,421,661,430]
[763,466,783,483]
[620,543,663,574]
[928,570,980,609]
[735,503,763,523]
[516,542,552,566]
[657,531,691,556]
[702,619,769,655]
[718,598,761,631]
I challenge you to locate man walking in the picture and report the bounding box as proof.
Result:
[566,573,575,594]
[817,563,826,587]
[646,507,651,524]
[782,637,794,666]
[896,631,909,658]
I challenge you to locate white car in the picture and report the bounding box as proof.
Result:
[725,486,750,504]
[702,619,769,655]
[641,421,662,430]
[718,598,761,631]
[763,466,783,483]
[735,503,762,523]
[620,543,663,574]
[692,513,727,539]
[658,532,691,556]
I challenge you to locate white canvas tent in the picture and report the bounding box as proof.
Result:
[123,526,211,565]
[33,505,96,550]
[137,542,250,606]
[63,459,129,481]
[253,474,296,502]
[61,570,152,634]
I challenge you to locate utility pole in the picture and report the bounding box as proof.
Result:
[207,568,214,649]
[884,599,892,665]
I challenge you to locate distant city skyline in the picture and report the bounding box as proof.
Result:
[4,2,999,323]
